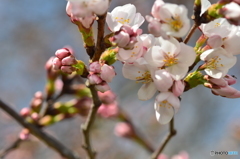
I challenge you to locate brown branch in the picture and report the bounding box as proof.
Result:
[118,109,155,153]
[81,83,102,159]
[0,138,22,159]
[0,99,80,159]
[183,23,198,44]
[92,13,107,62]
[150,118,176,159]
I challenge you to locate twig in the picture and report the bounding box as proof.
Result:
[183,23,198,44]
[92,13,107,62]
[81,83,102,159]
[0,138,22,159]
[118,108,155,153]
[150,118,176,159]
[0,99,80,159]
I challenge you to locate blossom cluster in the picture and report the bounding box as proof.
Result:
[54,0,240,124]
[104,0,240,124]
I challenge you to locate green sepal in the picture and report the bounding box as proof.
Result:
[99,47,118,65]
[72,60,86,75]
[184,71,207,90]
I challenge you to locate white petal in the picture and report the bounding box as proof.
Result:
[166,64,189,80]
[122,63,147,80]
[153,70,173,92]
[200,0,211,16]
[155,104,174,124]
[138,83,157,101]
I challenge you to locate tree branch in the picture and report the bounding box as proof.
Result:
[81,83,102,159]
[92,13,107,62]
[150,118,176,159]
[183,23,198,44]
[0,99,80,159]
[0,138,22,159]
[118,108,155,153]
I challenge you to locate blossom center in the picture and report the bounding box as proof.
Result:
[163,53,178,67]
[114,17,130,24]
[135,71,152,84]
[166,16,183,32]
[206,56,224,69]
[159,100,172,109]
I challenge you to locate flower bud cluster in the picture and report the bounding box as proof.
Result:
[52,48,78,74]
[97,90,119,118]
[88,62,116,93]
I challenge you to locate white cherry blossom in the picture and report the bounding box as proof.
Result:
[106,4,144,32]
[155,3,190,37]
[154,92,180,124]
[200,47,237,79]
[144,37,196,80]
[122,58,173,101]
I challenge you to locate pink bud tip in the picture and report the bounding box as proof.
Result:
[20,108,30,117]
[114,122,134,138]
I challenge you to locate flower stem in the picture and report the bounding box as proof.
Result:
[150,118,176,159]
[183,23,198,44]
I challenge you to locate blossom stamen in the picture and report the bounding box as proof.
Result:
[165,16,183,32]
[135,71,152,84]
[159,100,172,109]
[206,56,224,69]
[163,52,178,67]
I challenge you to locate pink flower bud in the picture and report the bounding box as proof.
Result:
[89,62,101,73]
[95,82,110,93]
[113,31,130,48]
[98,90,116,104]
[151,0,164,20]
[224,74,237,85]
[53,48,78,74]
[19,129,30,140]
[172,80,185,97]
[45,57,59,80]
[204,75,227,87]
[157,154,168,159]
[146,15,166,38]
[88,74,103,85]
[172,151,189,159]
[100,64,116,83]
[61,66,77,74]
[97,102,119,118]
[34,91,43,99]
[52,57,62,70]
[55,48,72,59]
[62,55,77,65]
[31,112,39,121]
[20,108,30,117]
[114,122,134,138]
[212,85,240,98]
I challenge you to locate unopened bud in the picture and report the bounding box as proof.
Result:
[20,108,31,117]
[89,61,101,73]
[95,82,110,93]
[88,74,103,85]
[114,122,135,138]
[97,102,119,118]
[19,129,30,140]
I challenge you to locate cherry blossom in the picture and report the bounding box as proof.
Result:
[144,36,196,80]
[200,47,237,79]
[106,4,144,32]
[154,92,180,124]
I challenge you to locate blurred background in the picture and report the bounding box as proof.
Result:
[0,0,240,159]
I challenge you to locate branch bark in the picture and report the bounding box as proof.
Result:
[0,99,80,159]
[81,83,102,159]
[183,23,198,44]
[118,109,155,153]
[0,138,22,159]
[150,118,176,159]
[92,13,107,62]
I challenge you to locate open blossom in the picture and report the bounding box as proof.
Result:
[200,0,211,16]
[199,18,240,55]
[149,1,190,37]
[67,0,109,16]
[220,2,240,25]
[200,47,237,79]
[144,37,196,80]
[122,58,173,101]
[117,34,155,63]
[106,4,144,32]
[154,92,180,124]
